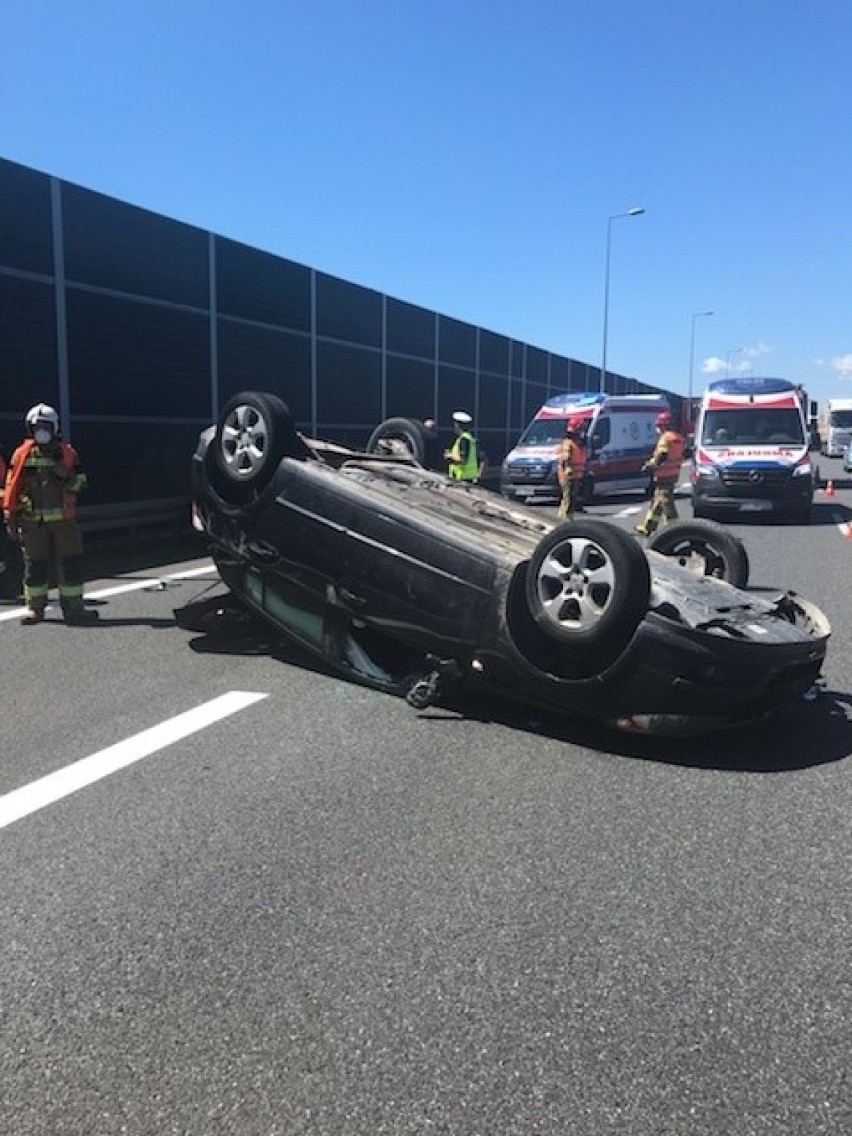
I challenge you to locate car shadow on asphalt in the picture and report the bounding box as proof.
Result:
[174,594,851,774]
[433,687,852,773]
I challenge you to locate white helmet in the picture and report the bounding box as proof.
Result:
[25,403,60,435]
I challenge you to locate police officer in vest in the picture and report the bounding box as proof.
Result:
[634,410,685,536]
[444,411,480,482]
[3,403,98,624]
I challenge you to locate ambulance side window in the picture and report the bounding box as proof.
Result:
[590,417,610,451]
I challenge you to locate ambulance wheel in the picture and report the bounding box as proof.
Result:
[577,473,594,506]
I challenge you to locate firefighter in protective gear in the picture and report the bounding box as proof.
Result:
[557,415,588,519]
[444,410,480,481]
[4,403,98,624]
[634,410,685,536]
[0,446,11,581]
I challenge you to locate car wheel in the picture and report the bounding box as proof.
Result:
[648,520,749,588]
[209,391,305,504]
[524,519,650,647]
[366,417,429,465]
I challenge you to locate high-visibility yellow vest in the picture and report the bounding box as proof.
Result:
[449,430,479,480]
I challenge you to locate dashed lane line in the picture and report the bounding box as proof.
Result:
[0,690,268,829]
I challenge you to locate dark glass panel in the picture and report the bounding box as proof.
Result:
[67,291,209,417]
[511,341,524,378]
[0,159,53,275]
[586,364,602,391]
[386,355,435,419]
[215,238,311,332]
[526,346,548,384]
[316,274,382,347]
[550,355,573,391]
[437,364,476,428]
[477,373,508,430]
[438,316,476,367]
[386,297,435,358]
[479,329,509,376]
[218,321,311,425]
[524,383,548,423]
[316,341,381,424]
[62,184,208,306]
[69,421,203,506]
[509,379,524,434]
[0,276,58,418]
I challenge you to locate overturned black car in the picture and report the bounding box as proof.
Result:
[183,391,830,737]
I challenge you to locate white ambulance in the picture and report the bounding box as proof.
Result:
[692,377,818,522]
[500,391,671,504]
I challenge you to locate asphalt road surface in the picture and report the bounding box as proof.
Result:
[3,463,852,1135]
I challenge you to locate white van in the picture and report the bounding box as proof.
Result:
[500,391,671,504]
[692,377,817,522]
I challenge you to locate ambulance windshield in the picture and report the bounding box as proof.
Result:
[701,409,805,447]
[519,418,574,446]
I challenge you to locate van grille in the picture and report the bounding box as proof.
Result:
[508,463,551,483]
[721,468,792,490]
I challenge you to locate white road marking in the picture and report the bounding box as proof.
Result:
[0,562,216,623]
[0,690,267,829]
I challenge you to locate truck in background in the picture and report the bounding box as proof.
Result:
[692,377,819,523]
[500,391,670,504]
[819,397,852,457]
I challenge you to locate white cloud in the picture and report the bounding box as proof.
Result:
[702,343,773,376]
[702,356,726,374]
[831,353,852,376]
[743,342,773,360]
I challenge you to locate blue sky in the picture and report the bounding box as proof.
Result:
[3,0,851,405]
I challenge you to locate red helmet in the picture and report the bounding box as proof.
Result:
[566,415,585,434]
[655,411,673,429]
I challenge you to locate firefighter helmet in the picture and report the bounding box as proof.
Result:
[25,403,60,434]
[566,415,585,435]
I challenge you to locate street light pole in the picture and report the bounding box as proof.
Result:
[600,207,645,393]
[688,309,714,411]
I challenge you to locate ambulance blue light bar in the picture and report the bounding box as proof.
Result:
[543,392,606,410]
[707,377,797,396]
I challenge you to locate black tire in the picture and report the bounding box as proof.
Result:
[525,519,651,647]
[787,505,811,525]
[0,540,23,601]
[366,417,428,466]
[577,473,594,506]
[208,391,307,505]
[648,520,749,588]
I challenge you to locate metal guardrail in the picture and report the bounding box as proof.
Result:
[78,497,190,534]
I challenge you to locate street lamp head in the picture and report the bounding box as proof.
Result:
[627,206,646,216]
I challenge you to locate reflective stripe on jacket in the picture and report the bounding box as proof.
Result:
[4,439,84,521]
[449,431,479,480]
[558,438,587,483]
[650,430,685,481]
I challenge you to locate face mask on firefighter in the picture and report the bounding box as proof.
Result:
[34,427,53,445]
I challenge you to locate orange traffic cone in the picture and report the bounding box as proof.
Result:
[825,479,835,497]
